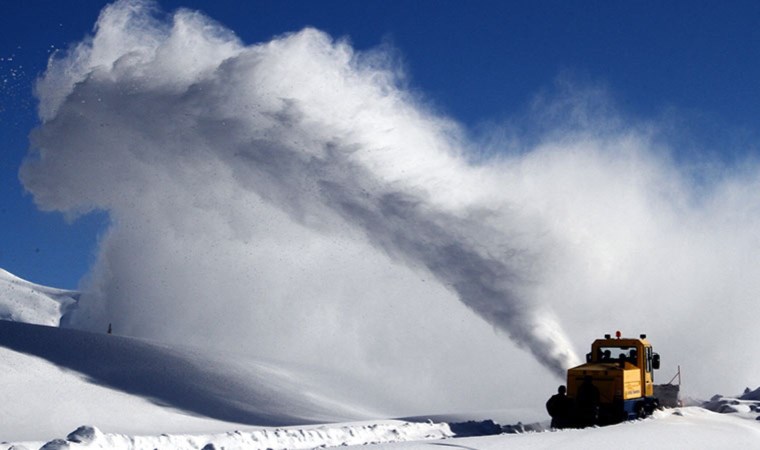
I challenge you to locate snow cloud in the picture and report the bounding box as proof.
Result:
[20,0,760,408]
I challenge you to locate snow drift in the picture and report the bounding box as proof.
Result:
[0,317,402,443]
[0,319,390,430]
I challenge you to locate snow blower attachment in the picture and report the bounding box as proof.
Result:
[548,332,661,428]
[653,366,682,408]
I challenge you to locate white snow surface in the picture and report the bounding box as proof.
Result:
[359,408,760,449]
[0,269,78,326]
[1,268,760,449]
[0,342,243,442]
[0,319,394,442]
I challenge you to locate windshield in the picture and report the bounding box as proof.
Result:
[595,346,638,365]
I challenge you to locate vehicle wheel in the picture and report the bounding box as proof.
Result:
[647,398,660,415]
[636,402,647,419]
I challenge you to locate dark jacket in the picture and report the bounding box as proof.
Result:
[546,393,572,428]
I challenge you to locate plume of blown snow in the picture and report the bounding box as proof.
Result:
[22,0,579,410]
[20,0,760,407]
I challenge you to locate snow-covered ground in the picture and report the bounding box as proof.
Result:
[362,407,760,449]
[1,269,759,449]
[0,318,396,441]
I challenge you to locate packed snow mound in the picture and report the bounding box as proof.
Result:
[0,269,78,326]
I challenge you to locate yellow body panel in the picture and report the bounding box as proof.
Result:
[623,368,642,399]
[567,365,620,403]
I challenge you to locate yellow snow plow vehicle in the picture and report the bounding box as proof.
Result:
[548,332,661,428]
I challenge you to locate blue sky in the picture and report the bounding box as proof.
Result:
[2,0,760,289]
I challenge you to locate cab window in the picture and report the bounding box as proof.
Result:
[596,346,639,365]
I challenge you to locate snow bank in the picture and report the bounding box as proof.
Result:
[0,269,78,326]
[19,421,453,450]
